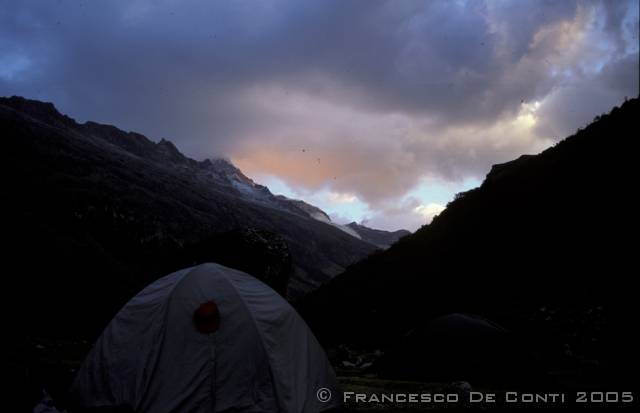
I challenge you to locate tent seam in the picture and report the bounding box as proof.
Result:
[214,264,284,412]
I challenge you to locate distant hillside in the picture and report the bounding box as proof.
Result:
[347,222,410,248]
[0,96,379,339]
[300,98,640,385]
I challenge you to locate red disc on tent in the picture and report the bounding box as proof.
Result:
[193,301,221,334]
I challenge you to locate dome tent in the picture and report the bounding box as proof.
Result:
[71,263,339,412]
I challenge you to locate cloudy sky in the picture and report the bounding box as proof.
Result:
[2,0,638,231]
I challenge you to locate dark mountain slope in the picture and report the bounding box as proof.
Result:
[300,98,639,384]
[0,96,377,340]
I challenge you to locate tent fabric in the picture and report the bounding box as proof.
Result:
[71,263,339,413]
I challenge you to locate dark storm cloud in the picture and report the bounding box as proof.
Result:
[1,0,638,223]
[0,1,581,131]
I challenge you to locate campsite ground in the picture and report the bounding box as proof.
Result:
[19,337,479,412]
[17,337,627,412]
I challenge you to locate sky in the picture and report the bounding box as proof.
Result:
[1,0,638,231]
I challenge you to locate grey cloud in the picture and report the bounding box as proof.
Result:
[0,1,593,131]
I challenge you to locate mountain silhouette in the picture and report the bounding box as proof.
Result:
[0,96,381,341]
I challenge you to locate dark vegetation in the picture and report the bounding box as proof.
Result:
[300,97,640,389]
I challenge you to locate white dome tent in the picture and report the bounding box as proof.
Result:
[71,263,340,412]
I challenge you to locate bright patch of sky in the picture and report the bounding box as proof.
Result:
[405,176,482,208]
[256,173,480,231]
[255,173,370,224]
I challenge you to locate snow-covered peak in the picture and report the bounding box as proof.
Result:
[198,159,365,241]
[199,158,271,198]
